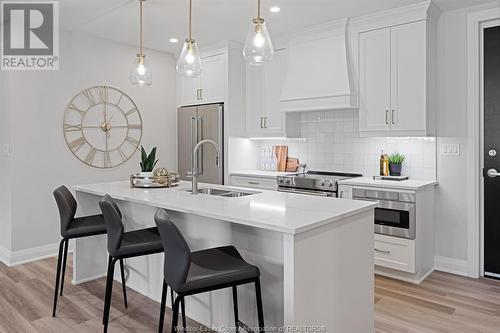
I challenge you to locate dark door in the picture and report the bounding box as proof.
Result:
[483,26,500,278]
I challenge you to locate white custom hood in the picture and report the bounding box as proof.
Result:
[280,18,357,112]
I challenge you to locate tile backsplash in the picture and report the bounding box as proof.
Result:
[257,110,436,180]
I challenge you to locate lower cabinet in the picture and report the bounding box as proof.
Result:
[229,175,277,190]
[374,234,416,273]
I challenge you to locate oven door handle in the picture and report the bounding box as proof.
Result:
[278,187,333,197]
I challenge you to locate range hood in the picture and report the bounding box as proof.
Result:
[280,18,357,112]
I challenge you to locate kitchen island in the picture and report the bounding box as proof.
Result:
[72,181,376,332]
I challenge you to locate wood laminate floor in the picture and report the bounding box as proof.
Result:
[0,256,499,332]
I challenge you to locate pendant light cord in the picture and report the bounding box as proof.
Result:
[257,0,261,20]
[189,0,193,41]
[140,0,144,56]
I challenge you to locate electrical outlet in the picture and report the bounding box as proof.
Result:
[3,144,10,157]
[439,143,460,156]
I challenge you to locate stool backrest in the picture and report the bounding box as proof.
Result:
[53,186,77,236]
[99,195,124,256]
[155,209,191,291]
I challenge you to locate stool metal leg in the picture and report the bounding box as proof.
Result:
[181,297,187,331]
[52,239,65,317]
[102,255,113,324]
[232,285,239,330]
[60,239,69,296]
[255,279,265,332]
[119,258,128,308]
[158,281,168,333]
[103,256,117,333]
[171,296,181,333]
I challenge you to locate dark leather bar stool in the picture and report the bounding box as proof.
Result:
[52,186,127,317]
[99,195,165,333]
[154,209,265,333]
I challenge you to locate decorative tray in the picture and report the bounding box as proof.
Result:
[130,172,180,188]
[372,175,409,181]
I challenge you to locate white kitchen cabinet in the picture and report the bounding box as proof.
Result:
[338,185,353,199]
[229,175,277,190]
[246,49,290,137]
[178,53,226,106]
[374,234,416,273]
[358,20,434,136]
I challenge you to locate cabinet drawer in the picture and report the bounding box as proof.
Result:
[374,234,415,273]
[230,175,277,190]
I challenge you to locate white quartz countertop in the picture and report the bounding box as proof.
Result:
[72,181,376,235]
[230,170,298,179]
[338,177,437,191]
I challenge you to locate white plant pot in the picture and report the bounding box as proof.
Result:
[138,171,154,184]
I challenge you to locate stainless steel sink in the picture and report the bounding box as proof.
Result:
[184,188,260,197]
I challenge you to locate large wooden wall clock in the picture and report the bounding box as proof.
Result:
[63,86,143,168]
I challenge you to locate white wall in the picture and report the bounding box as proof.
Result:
[2,31,177,258]
[434,1,499,267]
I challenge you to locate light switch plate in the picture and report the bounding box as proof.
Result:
[440,143,460,156]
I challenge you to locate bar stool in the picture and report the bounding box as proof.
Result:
[52,186,127,317]
[154,209,265,333]
[99,195,166,333]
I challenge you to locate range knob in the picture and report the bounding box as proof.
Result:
[326,180,334,187]
[278,177,284,183]
[317,180,325,186]
[285,178,291,184]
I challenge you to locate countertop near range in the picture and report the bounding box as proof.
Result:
[72,180,376,235]
[338,177,437,191]
[230,170,298,179]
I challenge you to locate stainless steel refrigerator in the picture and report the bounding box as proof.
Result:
[177,103,224,184]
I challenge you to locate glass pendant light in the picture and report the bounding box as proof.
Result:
[176,0,202,78]
[243,0,274,66]
[130,0,152,87]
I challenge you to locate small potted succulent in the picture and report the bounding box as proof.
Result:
[388,153,405,176]
[139,146,158,182]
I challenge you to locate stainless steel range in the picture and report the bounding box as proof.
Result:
[277,171,363,197]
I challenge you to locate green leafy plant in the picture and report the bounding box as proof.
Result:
[388,153,405,165]
[140,146,158,172]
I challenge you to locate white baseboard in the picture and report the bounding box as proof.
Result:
[0,241,73,267]
[434,255,468,277]
[0,245,10,266]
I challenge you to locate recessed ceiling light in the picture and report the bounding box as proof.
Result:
[169,38,179,43]
[270,6,280,13]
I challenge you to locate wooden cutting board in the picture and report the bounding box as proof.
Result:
[274,146,288,172]
[286,158,300,172]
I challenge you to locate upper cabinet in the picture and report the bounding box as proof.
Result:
[355,2,441,137]
[246,49,296,137]
[280,19,357,112]
[178,52,226,106]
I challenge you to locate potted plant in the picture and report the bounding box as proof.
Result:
[388,153,405,176]
[139,146,158,181]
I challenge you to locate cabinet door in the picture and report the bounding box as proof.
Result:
[179,76,201,107]
[390,21,426,132]
[359,28,392,132]
[200,54,226,104]
[263,49,286,133]
[245,64,266,137]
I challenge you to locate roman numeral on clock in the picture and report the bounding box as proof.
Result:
[64,123,82,132]
[68,137,87,152]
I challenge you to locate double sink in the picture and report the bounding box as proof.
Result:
[185,188,260,197]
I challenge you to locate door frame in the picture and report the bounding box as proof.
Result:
[467,7,500,278]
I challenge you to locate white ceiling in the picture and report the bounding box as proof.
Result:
[61,0,495,54]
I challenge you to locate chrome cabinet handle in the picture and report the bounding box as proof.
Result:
[339,191,344,198]
[248,181,260,185]
[196,89,200,100]
[385,110,389,125]
[487,168,500,178]
[264,117,268,128]
[391,110,395,125]
[374,248,391,254]
[260,117,263,129]
[199,88,203,100]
